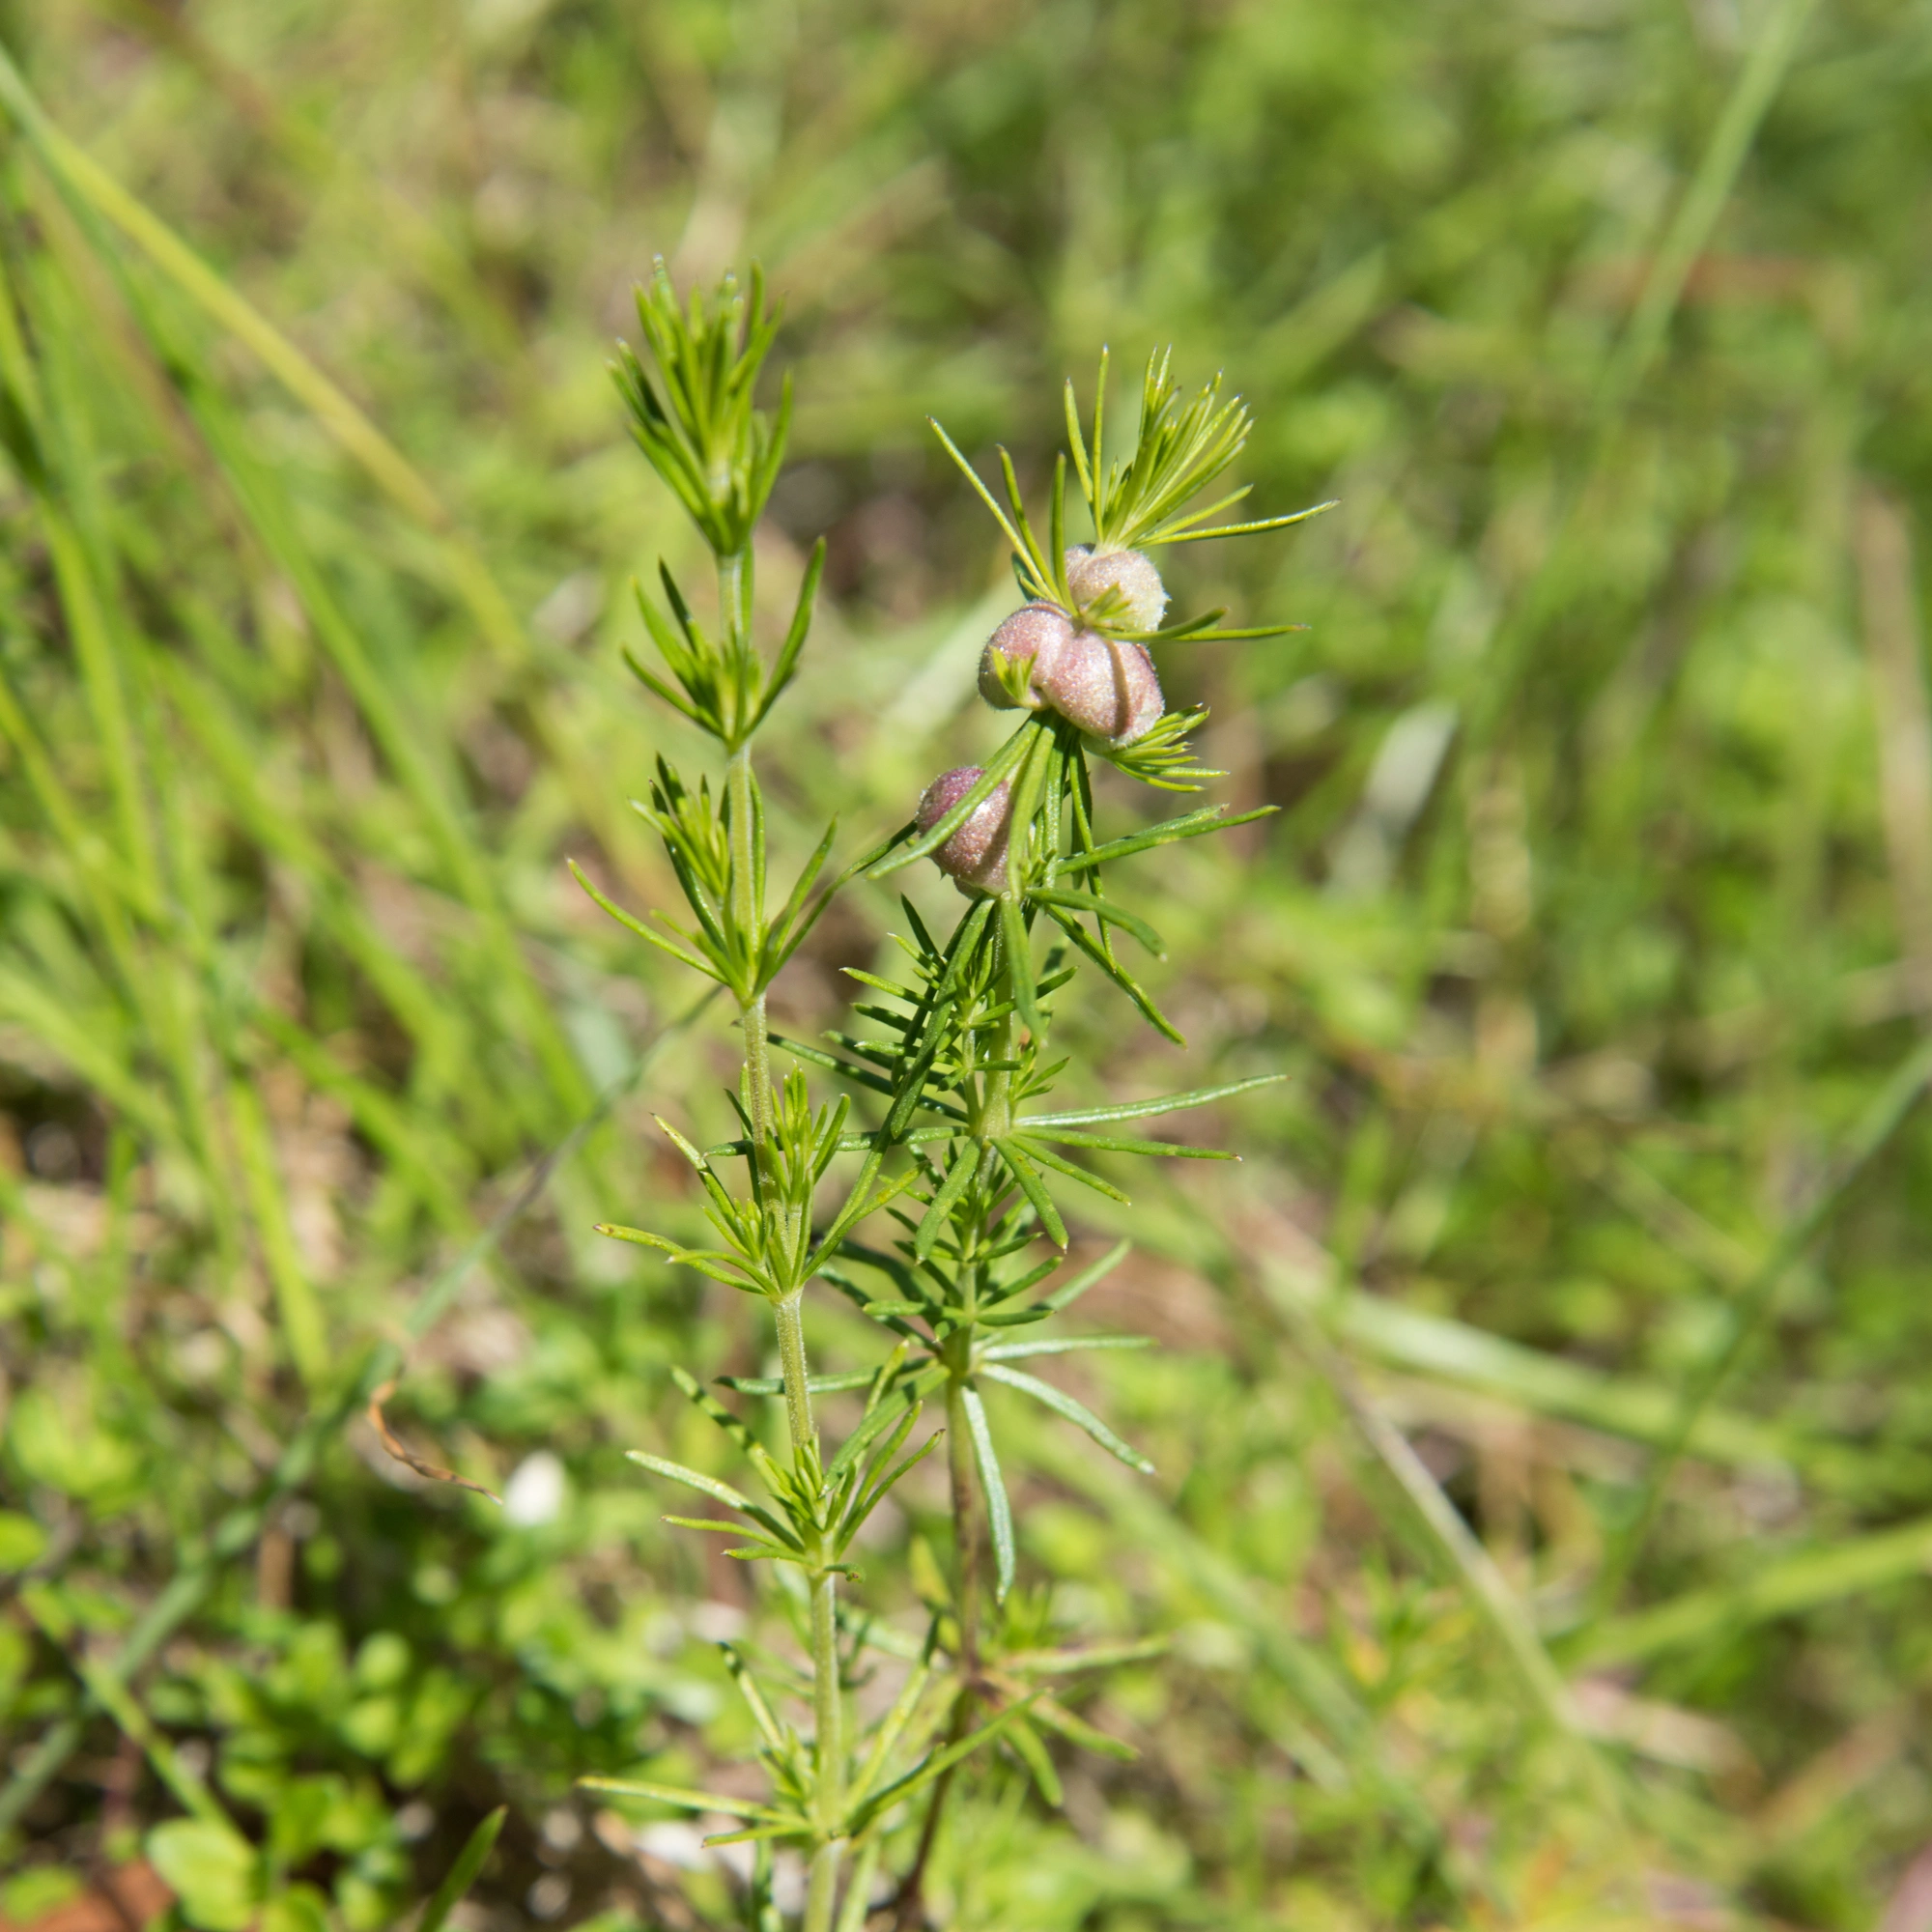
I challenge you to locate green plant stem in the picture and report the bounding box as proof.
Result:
[772,1255,843,1922]
[895,1253,994,1932]
[803,1837,844,1932]
[725,738,773,1148]
[810,1568,845,1817]
[806,1508,845,1931]
[719,545,752,658]
[945,1373,983,1674]
[772,1290,817,1461]
[974,941,1022,1143]
[714,540,847,1911]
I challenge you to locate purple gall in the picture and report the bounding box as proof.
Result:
[1065,544,1168,632]
[917,766,1013,896]
[1036,629,1165,746]
[979,602,1073,712]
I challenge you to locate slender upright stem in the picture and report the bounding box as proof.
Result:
[772,1277,842,1913]
[803,1838,844,1932]
[945,1374,982,1675]
[894,1306,991,1930]
[725,688,844,1913]
[810,1570,844,1817]
[896,941,1033,1928]
[972,934,1021,1143]
[725,738,774,1149]
[718,545,751,653]
[804,1457,845,1930]
[771,1290,816,1461]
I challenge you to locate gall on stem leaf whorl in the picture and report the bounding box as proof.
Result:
[1037,630,1164,746]
[917,766,1014,896]
[978,599,1166,748]
[1065,544,1168,632]
[979,603,1073,712]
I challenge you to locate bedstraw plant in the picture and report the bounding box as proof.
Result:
[577,266,1326,1931]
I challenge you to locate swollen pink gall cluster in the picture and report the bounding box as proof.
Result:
[925,547,1170,893]
[977,558,1166,748]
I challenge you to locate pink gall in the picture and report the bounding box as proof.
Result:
[979,603,1073,712]
[917,766,1014,895]
[1065,545,1168,632]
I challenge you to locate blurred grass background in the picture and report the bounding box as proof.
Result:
[1,0,1930,1925]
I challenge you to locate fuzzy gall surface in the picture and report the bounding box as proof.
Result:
[917,766,1014,895]
[1037,630,1164,745]
[1065,544,1168,631]
[979,602,1072,710]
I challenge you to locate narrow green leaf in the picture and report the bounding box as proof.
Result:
[594,1222,679,1253]
[1028,887,1164,958]
[626,1450,752,1513]
[915,1142,980,1262]
[843,1429,944,1546]
[761,811,838,980]
[1021,1074,1284,1130]
[699,1820,810,1846]
[981,1335,1151,1362]
[578,1777,789,1823]
[1011,1134,1131,1205]
[1000,894,1043,1037]
[751,537,827,732]
[980,1363,1153,1474]
[995,1141,1067,1250]
[962,1385,1015,1602]
[1154,497,1339,544]
[618,646,708,729]
[1036,901,1183,1044]
[669,1368,791,1494]
[825,1380,925,1486]
[850,1690,1038,1831]
[927,417,1031,560]
[718,1371,879,1397]
[1028,1695,1139,1761]
[1005,1714,1064,1807]
[719,1645,789,1756]
[1055,806,1276,874]
[1044,1238,1130,1311]
[1018,1126,1234,1158]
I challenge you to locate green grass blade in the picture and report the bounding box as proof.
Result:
[416,1807,507,1932]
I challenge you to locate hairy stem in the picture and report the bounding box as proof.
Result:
[803,1564,845,1931]
[772,1290,817,1456]
[893,1358,987,1930]
[803,1837,844,1932]
[718,544,751,652]
[724,738,773,1148]
[810,1569,844,1818]
[973,932,1022,1142]
[945,1374,982,1674]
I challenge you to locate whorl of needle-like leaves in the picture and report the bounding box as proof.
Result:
[930,348,1332,657]
[612,260,790,559]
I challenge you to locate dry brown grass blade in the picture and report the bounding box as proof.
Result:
[367,1379,502,1505]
